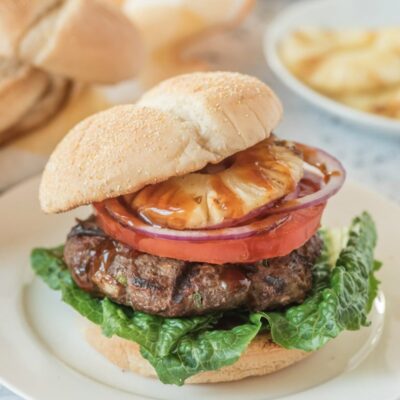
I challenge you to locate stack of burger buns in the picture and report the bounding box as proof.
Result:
[0,0,143,144]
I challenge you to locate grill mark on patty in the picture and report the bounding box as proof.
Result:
[171,263,195,304]
[264,275,286,294]
[63,216,322,317]
[130,276,161,290]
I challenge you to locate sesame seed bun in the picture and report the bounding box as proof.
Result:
[85,323,310,384]
[39,71,282,213]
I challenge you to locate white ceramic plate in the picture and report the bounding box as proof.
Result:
[264,0,400,136]
[0,176,399,400]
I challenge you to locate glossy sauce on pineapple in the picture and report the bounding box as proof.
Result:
[129,138,304,229]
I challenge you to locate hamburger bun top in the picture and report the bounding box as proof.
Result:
[39,72,283,213]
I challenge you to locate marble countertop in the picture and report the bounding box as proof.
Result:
[1,1,399,398]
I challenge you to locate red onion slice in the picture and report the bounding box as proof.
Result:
[264,144,345,215]
[200,170,320,230]
[99,198,291,241]
[189,143,345,226]
[95,142,344,241]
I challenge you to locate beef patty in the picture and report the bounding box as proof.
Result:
[64,216,322,317]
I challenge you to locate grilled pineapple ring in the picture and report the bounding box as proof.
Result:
[129,139,304,230]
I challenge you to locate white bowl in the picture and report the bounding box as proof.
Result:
[264,0,400,136]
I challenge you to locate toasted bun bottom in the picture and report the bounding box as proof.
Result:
[85,323,310,384]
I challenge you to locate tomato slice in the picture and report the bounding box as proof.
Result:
[94,203,325,264]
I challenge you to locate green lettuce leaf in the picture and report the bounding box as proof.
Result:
[31,212,380,385]
[367,260,382,313]
[101,298,220,357]
[262,212,378,351]
[141,313,262,385]
[32,247,103,324]
[31,246,70,290]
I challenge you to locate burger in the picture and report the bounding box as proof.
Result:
[32,72,379,385]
